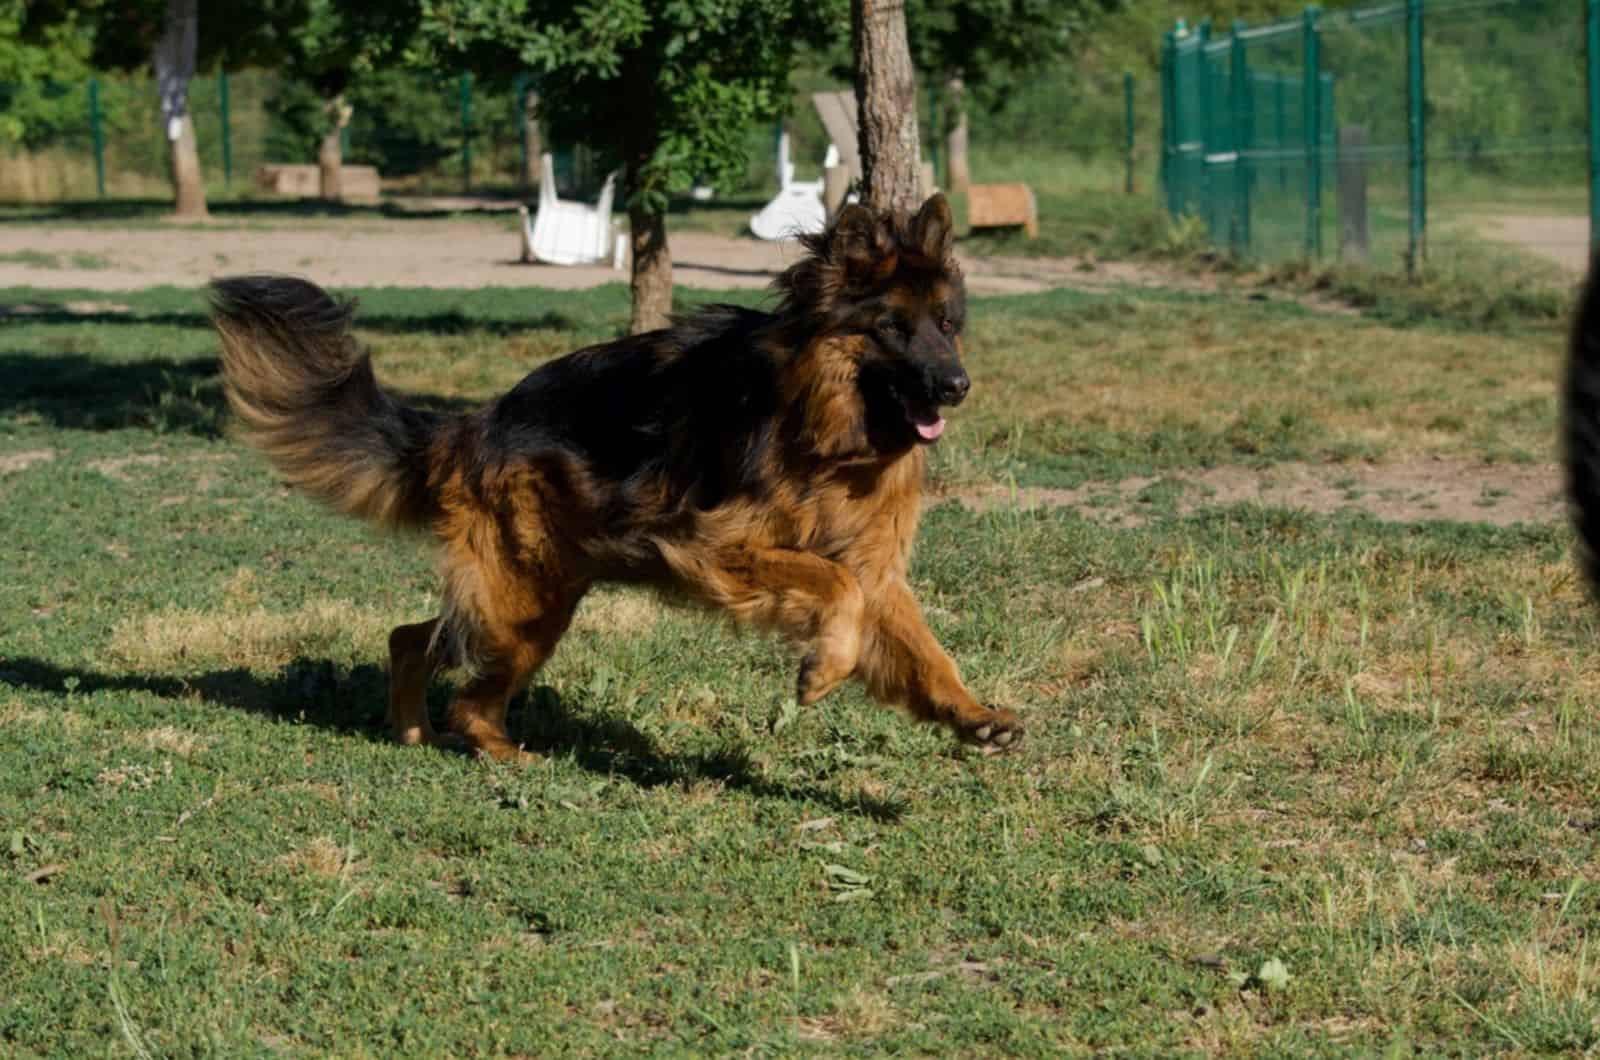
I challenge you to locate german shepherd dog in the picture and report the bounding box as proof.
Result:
[210,193,1023,762]
[1567,260,1600,593]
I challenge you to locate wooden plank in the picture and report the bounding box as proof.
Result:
[810,91,862,185]
[967,183,1037,238]
[1337,124,1370,264]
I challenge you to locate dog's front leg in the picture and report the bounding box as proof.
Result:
[658,543,865,705]
[856,577,1023,751]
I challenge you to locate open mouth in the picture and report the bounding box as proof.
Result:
[912,412,946,442]
[897,391,947,443]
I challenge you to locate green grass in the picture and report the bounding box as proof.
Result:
[2,282,1596,1054]
[0,250,110,269]
[0,282,1568,494]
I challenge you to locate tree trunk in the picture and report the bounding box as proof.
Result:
[521,91,542,193]
[945,75,970,198]
[621,55,670,334]
[629,201,672,334]
[851,0,923,214]
[167,112,208,220]
[318,95,349,201]
[153,0,205,220]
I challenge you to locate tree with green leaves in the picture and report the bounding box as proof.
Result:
[0,1,96,147]
[415,0,814,333]
[258,1,422,200]
[905,0,1117,196]
[21,0,264,218]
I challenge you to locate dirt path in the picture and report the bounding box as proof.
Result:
[0,220,1058,296]
[1477,213,1588,274]
[940,457,1565,528]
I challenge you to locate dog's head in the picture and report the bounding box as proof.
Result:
[777,193,968,452]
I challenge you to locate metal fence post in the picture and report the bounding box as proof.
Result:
[87,78,106,199]
[1231,22,1250,257]
[1588,0,1599,250]
[218,69,232,188]
[1160,31,1175,211]
[459,73,473,194]
[1198,20,1214,239]
[1124,72,1135,195]
[1406,0,1426,275]
[1303,6,1322,261]
[1274,76,1287,192]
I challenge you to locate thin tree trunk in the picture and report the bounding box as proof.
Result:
[945,74,970,198]
[628,201,671,334]
[167,112,208,220]
[622,55,670,334]
[318,94,348,201]
[521,91,541,193]
[153,0,205,220]
[851,0,922,214]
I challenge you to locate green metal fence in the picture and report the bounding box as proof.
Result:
[1161,0,1593,272]
[0,70,588,202]
[4,63,1149,207]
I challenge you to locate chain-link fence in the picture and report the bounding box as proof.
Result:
[3,63,1147,208]
[0,69,605,202]
[1161,0,1592,273]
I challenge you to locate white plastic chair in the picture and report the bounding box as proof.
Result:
[520,153,619,266]
[749,135,833,241]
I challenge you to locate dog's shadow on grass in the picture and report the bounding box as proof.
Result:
[0,657,904,823]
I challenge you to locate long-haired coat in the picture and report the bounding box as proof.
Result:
[211,193,1023,761]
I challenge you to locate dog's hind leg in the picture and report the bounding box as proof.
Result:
[387,617,449,747]
[442,586,586,763]
[660,544,864,705]
[856,577,1023,752]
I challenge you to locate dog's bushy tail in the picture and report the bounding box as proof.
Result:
[1566,259,1600,592]
[210,275,441,530]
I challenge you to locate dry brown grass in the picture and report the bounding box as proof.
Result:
[109,599,396,670]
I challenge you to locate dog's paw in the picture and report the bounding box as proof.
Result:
[961,707,1024,754]
[795,650,849,706]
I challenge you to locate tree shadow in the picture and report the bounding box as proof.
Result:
[0,302,579,337]
[0,353,482,436]
[0,657,904,822]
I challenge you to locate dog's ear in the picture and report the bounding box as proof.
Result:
[831,203,897,288]
[911,193,954,260]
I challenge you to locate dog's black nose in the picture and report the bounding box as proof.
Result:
[938,371,971,406]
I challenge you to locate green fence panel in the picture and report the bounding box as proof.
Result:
[1161,0,1592,269]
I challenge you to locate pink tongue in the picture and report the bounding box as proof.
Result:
[915,417,946,441]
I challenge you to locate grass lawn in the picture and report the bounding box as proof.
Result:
[2,282,1596,1054]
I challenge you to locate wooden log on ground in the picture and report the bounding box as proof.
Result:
[256,163,381,204]
[967,182,1037,238]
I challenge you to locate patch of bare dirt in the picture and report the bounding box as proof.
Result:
[1475,213,1587,275]
[0,449,54,475]
[941,458,1564,528]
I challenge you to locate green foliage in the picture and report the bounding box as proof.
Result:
[0,1,94,145]
[906,0,1117,106]
[264,69,463,176]
[414,0,809,211]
